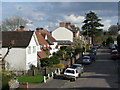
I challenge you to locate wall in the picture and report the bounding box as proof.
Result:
[2,48,26,71]
[52,27,73,42]
[26,33,38,70]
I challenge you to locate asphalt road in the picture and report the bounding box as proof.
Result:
[34,47,119,89]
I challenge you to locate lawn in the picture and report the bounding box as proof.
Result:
[17,76,44,84]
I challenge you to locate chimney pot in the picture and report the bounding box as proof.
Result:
[59,22,65,27]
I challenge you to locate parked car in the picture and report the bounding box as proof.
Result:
[82,56,92,64]
[90,47,97,55]
[111,48,118,53]
[90,54,96,61]
[94,44,100,49]
[111,51,119,60]
[70,64,84,74]
[63,68,80,81]
[109,43,115,49]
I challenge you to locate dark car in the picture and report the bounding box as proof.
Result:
[90,54,96,61]
[82,56,92,64]
[90,47,97,55]
[94,44,101,49]
[111,51,119,60]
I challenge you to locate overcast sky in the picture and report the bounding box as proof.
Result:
[1,2,118,31]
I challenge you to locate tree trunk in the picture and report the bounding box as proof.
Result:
[2,48,10,70]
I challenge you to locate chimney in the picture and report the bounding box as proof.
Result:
[36,27,44,32]
[59,22,65,27]
[17,25,25,31]
[70,25,75,28]
[65,22,71,27]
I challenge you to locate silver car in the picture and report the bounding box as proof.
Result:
[70,64,84,74]
[82,56,92,64]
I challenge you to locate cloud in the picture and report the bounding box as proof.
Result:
[63,14,85,23]
[2,0,120,2]
[101,20,112,31]
[15,4,45,21]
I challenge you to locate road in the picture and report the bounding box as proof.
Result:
[33,47,119,89]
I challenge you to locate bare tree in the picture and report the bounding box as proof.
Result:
[1,16,28,31]
[2,40,15,70]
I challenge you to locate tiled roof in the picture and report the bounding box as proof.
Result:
[2,31,34,48]
[37,51,48,59]
[37,30,56,43]
[35,32,48,45]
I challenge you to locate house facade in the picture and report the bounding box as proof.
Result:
[2,31,39,71]
[52,22,80,47]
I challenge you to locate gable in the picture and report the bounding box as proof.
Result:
[53,27,73,34]
[52,27,73,41]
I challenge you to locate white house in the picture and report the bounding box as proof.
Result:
[52,22,80,47]
[52,27,73,42]
[2,31,39,71]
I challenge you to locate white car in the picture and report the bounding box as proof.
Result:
[82,56,92,64]
[64,68,80,81]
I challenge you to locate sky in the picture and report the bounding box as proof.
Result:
[1,2,119,31]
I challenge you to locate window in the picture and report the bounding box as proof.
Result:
[33,46,36,53]
[28,46,31,54]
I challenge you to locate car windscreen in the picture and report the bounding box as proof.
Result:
[112,52,118,54]
[83,57,90,59]
[65,70,75,74]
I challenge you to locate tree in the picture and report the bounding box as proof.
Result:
[2,40,15,70]
[106,37,114,45]
[108,25,118,36]
[82,11,104,44]
[1,16,28,31]
[117,35,120,48]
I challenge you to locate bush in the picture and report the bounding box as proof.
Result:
[2,70,14,89]
[50,55,60,65]
[40,55,60,67]
[40,58,52,67]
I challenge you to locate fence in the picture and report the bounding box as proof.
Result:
[11,67,62,76]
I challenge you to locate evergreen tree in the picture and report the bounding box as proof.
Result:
[82,11,104,44]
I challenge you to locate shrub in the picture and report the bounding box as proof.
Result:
[40,58,52,67]
[2,70,14,89]
[50,55,60,65]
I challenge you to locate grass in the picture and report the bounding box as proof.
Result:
[17,75,44,84]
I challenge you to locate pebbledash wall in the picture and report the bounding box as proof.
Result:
[2,33,38,71]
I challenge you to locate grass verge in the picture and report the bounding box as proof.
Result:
[17,75,44,84]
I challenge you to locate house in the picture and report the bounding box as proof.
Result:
[35,31,49,63]
[2,31,39,71]
[52,22,80,47]
[36,28,58,57]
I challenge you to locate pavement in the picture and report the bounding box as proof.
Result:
[29,47,119,89]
